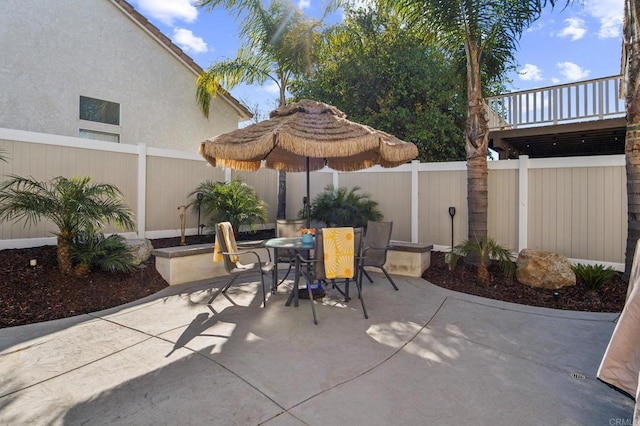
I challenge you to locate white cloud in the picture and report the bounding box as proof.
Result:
[556,17,586,41]
[135,0,198,26]
[264,81,280,94]
[525,21,547,33]
[585,0,623,38]
[518,64,544,81]
[556,62,590,81]
[298,0,311,9]
[172,28,208,53]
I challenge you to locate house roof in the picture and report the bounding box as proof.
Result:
[110,0,252,121]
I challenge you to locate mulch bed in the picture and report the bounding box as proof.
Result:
[0,233,627,329]
[422,251,627,313]
[0,230,273,329]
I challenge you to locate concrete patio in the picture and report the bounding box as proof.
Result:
[0,271,635,425]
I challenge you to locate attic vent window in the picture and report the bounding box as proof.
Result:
[79,96,120,125]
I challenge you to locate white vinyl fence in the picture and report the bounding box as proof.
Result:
[0,127,627,269]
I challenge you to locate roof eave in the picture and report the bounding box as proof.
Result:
[109,0,253,122]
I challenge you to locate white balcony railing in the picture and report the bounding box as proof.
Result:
[485,75,625,130]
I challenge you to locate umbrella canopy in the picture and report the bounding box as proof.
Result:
[199,99,419,173]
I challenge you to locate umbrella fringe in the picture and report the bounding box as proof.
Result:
[198,99,419,173]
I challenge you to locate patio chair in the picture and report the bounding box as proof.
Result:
[360,221,398,291]
[329,227,366,307]
[273,218,306,290]
[211,221,274,307]
[296,227,367,324]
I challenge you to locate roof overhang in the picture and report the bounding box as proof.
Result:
[109,0,253,122]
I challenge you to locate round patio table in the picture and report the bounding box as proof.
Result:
[263,236,313,307]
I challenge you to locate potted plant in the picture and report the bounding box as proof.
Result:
[299,227,316,245]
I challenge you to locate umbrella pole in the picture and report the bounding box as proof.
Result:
[306,157,311,228]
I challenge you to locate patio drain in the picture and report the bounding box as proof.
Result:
[570,372,586,380]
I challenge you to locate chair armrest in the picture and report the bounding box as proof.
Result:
[222,249,271,265]
[295,253,324,281]
[295,253,321,266]
[237,240,265,249]
[237,240,272,261]
[361,246,387,255]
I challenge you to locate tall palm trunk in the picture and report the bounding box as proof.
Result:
[624,0,640,290]
[277,171,286,219]
[277,84,287,219]
[465,39,490,243]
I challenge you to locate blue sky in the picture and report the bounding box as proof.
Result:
[130,0,624,121]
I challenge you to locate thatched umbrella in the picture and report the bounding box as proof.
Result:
[199,99,419,223]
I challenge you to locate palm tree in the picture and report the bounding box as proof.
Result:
[0,175,135,275]
[623,0,640,283]
[452,237,515,286]
[306,185,383,228]
[196,0,340,219]
[384,0,568,245]
[189,179,267,235]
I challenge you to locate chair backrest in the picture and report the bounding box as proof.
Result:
[363,221,393,266]
[216,222,239,272]
[312,228,362,281]
[275,219,306,262]
[276,219,306,238]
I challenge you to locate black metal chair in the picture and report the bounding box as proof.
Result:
[210,222,274,307]
[272,219,306,291]
[296,228,367,324]
[360,221,398,291]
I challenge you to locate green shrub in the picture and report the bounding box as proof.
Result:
[452,237,515,286]
[304,185,383,227]
[571,263,617,291]
[189,179,267,235]
[0,175,134,275]
[71,230,136,276]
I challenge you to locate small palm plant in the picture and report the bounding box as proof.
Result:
[0,175,135,275]
[452,237,515,286]
[305,185,383,227]
[189,179,267,235]
[571,263,617,292]
[70,229,136,276]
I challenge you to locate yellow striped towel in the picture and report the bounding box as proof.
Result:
[213,222,240,263]
[322,227,355,279]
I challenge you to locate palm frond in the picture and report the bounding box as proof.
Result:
[196,50,273,116]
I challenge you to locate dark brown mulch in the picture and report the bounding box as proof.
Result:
[0,230,275,329]
[0,234,626,329]
[422,251,627,313]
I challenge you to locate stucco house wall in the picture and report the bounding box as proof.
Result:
[0,0,249,153]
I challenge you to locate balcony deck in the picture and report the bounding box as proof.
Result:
[486,75,626,158]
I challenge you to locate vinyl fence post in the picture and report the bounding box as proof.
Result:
[411,160,419,243]
[518,155,529,253]
[137,143,147,239]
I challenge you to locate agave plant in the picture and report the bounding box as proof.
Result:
[189,179,267,235]
[305,185,383,228]
[0,175,134,275]
[452,237,515,286]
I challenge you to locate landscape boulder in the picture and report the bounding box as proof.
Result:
[125,239,154,266]
[516,249,576,290]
